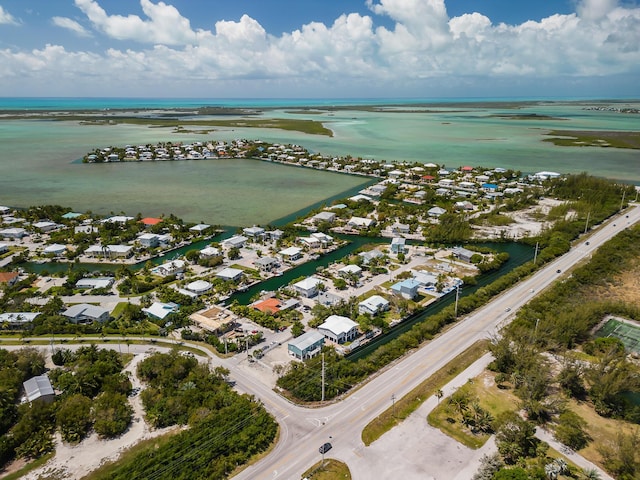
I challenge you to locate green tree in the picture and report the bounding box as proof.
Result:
[554,410,590,450]
[92,392,133,438]
[56,394,92,442]
[494,412,539,464]
[291,320,304,338]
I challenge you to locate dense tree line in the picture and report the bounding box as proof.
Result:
[90,350,277,480]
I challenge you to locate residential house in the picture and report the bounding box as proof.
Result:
[222,235,248,249]
[279,246,303,262]
[452,247,475,263]
[216,267,244,283]
[391,237,406,254]
[358,295,390,316]
[32,221,60,232]
[0,227,27,239]
[62,303,110,323]
[254,256,280,272]
[0,243,7,254]
[243,226,265,238]
[199,246,221,258]
[311,211,336,224]
[252,298,281,314]
[347,217,375,229]
[359,249,384,265]
[391,279,421,300]
[288,330,325,360]
[185,280,213,294]
[43,244,66,256]
[0,312,40,328]
[152,259,185,276]
[317,315,359,344]
[428,206,447,218]
[189,223,211,234]
[413,271,438,288]
[85,244,133,259]
[392,223,410,234]
[0,272,19,286]
[23,374,55,403]
[75,277,114,290]
[139,217,162,227]
[142,302,179,321]
[338,264,362,277]
[292,276,323,298]
[310,232,333,246]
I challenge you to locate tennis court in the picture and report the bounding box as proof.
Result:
[596,318,640,354]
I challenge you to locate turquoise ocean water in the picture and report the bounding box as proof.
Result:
[0,97,638,226]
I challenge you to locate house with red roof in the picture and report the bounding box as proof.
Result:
[140,217,162,227]
[0,271,19,286]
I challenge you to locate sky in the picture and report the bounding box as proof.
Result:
[0,0,638,98]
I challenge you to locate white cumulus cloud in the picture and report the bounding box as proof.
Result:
[0,0,639,96]
[0,5,19,25]
[52,17,91,37]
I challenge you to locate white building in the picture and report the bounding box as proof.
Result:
[62,303,110,323]
[358,295,390,316]
[292,276,323,298]
[317,315,359,344]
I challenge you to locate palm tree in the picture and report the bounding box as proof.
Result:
[581,468,601,480]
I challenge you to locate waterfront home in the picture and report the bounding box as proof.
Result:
[254,256,279,272]
[391,279,421,300]
[338,264,362,277]
[75,225,98,234]
[43,244,66,256]
[75,277,114,290]
[413,271,438,287]
[32,221,60,232]
[0,206,11,214]
[0,272,19,286]
[189,223,211,234]
[222,235,248,249]
[23,374,55,404]
[358,295,390,316]
[452,247,475,263]
[292,276,323,298]
[298,236,320,248]
[349,194,372,202]
[392,223,410,234]
[311,232,333,246]
[142,302,179,320]
[391,237,406,254]
[85,244,133,259]
[288,330,325,360]
[0,312,40,328]
[62,303,110,323]
[185,280,213,295]
[102,215,134,224]
[279,246,303,262]
[347,217,375,229]
[267,229,284,240]
[243,226,265,238]
[0,227,27,239]
[200,246,221,258]
[317,315,359,344]
[252,297,281,314]
[359,249,384,265]
[152,259,185,277]
[190,305,235,334]
[216,268,243,283]
[137,233,170,248]
[139,217,162,227]
[311,211,336,224]
[0,243,7,253]
[532,171,561,181]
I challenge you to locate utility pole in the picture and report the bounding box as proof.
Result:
[584,211,590,235]
[246,337,249,360]
[321,353,325,402]
[391,393,396,418]
[533,242,539,264]
[621,189,626,211]
[454,284,460,318]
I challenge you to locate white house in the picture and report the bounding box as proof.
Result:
[75,277,114,290]
[0,243,8,254]
[152,259,186,276]
[222,235,248,249]
[254,256,280,272]
[138,233,160,248]
[142,302,179,320]
[32,221,60,232]
[391,237,406,254]
[292,276,323,298]
[62,303,110,323]
[358,295,390,316]
[338,264,362,277]
[0,228,27,239]
[347,217,375,229]
[317,315,359,344]
[242,226,265,238]
[216,267,244,282]
[185,280,213,294]
[311,211,336,224]
[311,232,333,245]
[288,330,325,360]
[359,249,384,265]
[199,246,221,258]
[279,246,303,262]
[189,224,211,233]
[85,244,133,259]
[428,206,447,218]
[43,244,66,256]
[0,312,40,328]
[23,374,55,403]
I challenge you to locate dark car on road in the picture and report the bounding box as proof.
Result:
[319,442,332,454]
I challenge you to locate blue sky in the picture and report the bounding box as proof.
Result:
[0,0,638,98]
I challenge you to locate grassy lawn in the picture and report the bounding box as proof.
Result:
[361,340,488,446]
[302,459,351,480]
[427,371,518,449]
[110,302,129,318]
[1,452,55,480]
